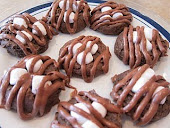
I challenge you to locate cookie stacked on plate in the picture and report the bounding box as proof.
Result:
[0,0,170,128]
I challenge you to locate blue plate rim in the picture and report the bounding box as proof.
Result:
[0,0,169,42]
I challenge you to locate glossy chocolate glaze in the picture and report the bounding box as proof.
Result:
[91,1,132,31]
[122,25,169,68]
[52,91,122,128]
[44,0,90,34]
[0,55,69,120]
[0,13,53,56]
[58,35,111,83]
[111,64,170,125]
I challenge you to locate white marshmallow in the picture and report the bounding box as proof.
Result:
[10,68,27,85]
[13,17,28,28]
[76,1,81,5]
[92,102,107,118]
[77,52,93,65]
[132,68,155,93]
[16,31,33,44]
[144,27,153,41]
[70,103,90,124]
[82,120,99,128]
[32,75,52,94]
[146,39,152,51]
[59,0,68,10]
[32,29,37,35]
[64,12,75,23]
[26,58,43,73]
[21,31,33,41]
[101,6,112,12]
[16,34,26,44]
[72,43,82,55]
[59,0,77,12]
[86,41,98,55]
[32,21,47,36]
[112,12,123,19]
[140,39,152,52]
[153,86,167,104]
[100,15,111,22]
[133,30,152,51]
[133,31,138,43]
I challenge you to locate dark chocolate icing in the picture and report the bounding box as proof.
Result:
[110,64,170,125]
[58,35,111,83]
[52,90,122,128]
[0,55,69,120]
[91,1,132,31]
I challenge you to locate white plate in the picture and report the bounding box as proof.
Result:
[0,1,169,128]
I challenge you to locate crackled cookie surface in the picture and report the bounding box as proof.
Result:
[51,90,122,128]
[110,64,170,125]
[114,25,169,68]
[90,1,132,35]
[58,35,111,83]
[0,13,53,58]
[0,55,69,120]
[44,0,90,34]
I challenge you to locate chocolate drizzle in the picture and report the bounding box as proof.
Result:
[0,13,53,56]
[0,55,69,120]
[58,35,111,83]
[122,25,169,68]
[91,1,132,31]
[52,91,122,128]
[44,0,90,34]
[110,64,170,125]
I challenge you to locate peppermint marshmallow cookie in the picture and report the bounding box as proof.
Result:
[43,0,90,34]
[51,90,122,128]
[0,55,69,120]
[110,64,170,125]
[0,13,53,58]
[114,25,169,68]
[58,35,111,83]
[90,1,132,35]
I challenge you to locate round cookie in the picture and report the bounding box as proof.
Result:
[0,13,53,58]
[51,90,122,128]
[43,0,90,34]
[90,1,132,35]
[58,35,111,83]
[114,25,169,68]
[0,55,69,120]
[110,64,170,126]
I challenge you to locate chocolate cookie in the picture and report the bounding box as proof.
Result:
[114,25,169,68]
[43,0,90,34]
[0,13,53,58]
[0,55,69,120]
[58,35,111,83]
[90,1,132,35]
[51,90,122,128]
[110,64,170,126]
